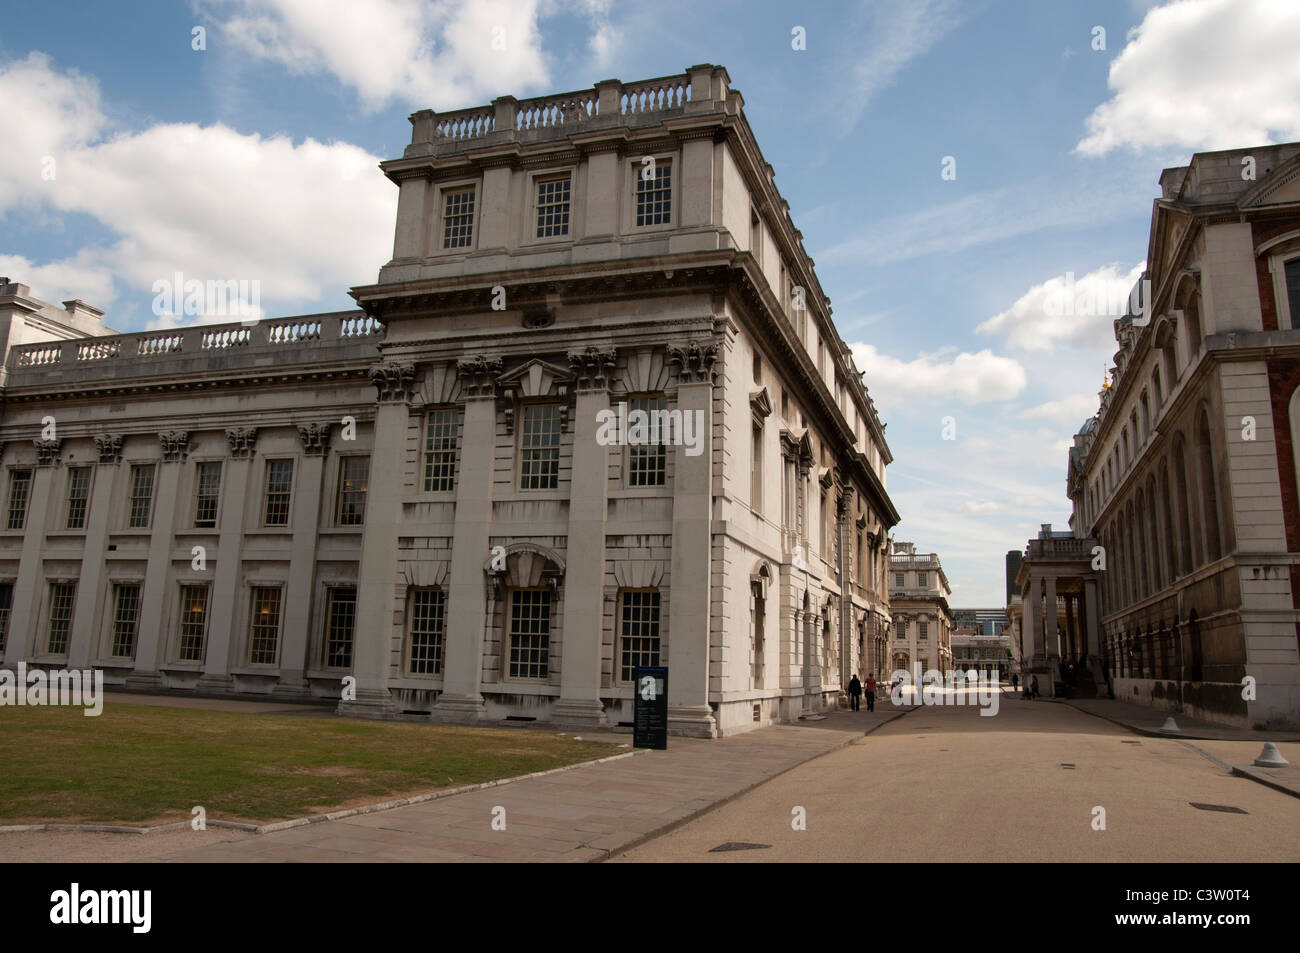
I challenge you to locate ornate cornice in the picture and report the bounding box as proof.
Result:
[95,433,123,464]
[566,346,617,392]
[297,422,332,456]
[750,386,772,422]
[158,431,190,463]
[33,438,62,467]
[370,361,417,403]
[226,427,258,459]
[667,340,719,385]
[455,355,503,399]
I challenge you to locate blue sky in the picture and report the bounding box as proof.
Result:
[4,0,1299,605]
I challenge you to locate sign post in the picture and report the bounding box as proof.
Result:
[632,665,668,750]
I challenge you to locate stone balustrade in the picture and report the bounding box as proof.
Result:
[5,312,385,385]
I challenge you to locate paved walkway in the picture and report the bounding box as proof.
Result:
[1052,696,1300,742]
[70,706,908,863]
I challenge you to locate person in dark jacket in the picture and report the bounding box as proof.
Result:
[864,672,877,712]
[847,674,862,711]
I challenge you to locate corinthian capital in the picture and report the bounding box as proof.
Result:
[455,355,503,399]
[369,361,417,403]
[667,340,719,385]
[566,346,617,392]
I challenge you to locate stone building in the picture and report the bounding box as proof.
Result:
[887,541,952,675]
[1018,142,1300,727]
[951,608,1012,679]
[0,65,899,737]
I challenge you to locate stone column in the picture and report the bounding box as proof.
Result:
[553,346,615,727]
[1026,575,1043,666]
[199,428,257,691]
[5,440,60,664]
[68,436,122,669]
[1044,575,1060,675]
[128,432,189,689]
[1063,593,1077,665]
[431,356,501,722]
[1084,577,1104,689]
[339,363,414,718]
[665,341,717,737]
[277,422,330,696]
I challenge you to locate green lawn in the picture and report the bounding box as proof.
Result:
[0,704,614,826]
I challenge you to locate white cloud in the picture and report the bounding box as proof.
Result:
[1078,0,1300,156]
[848,343,1027,406]
[0,251,117,310]
[959,501,1004,514]
[1018,393,1100,428]
[839,0,963,131]
[0,53,395,328]
[976,262,1145,353]
[202,0,610,111]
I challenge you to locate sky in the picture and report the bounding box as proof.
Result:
[4,0,1300,606]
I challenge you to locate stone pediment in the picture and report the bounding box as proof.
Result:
[496,358,571,399]
[1240,152,1300,209]
[750,386,772,421]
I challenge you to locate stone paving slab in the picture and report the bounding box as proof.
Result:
[159,711,911,863]
[1053,696,1300,742]
[1230,763,1300,799]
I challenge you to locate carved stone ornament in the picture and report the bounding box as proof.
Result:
[33,438,62,467]
[95,433,123,464]
[158,431,190,463]
[297,422,332,456]
[370,362,417,403]
[566,346,617,392]
[455,355,503,399]
[226,427,258,459]
[666,340,719,385]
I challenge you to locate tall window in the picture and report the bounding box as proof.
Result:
[177,584,210,662]
[423,407,459,492]
[635,160,671,226]
[508,588,550,679]
[323,586,357,669]
[618,590,661,681]
[442,186,475,248]
[750,207,762,267]
[819,490,829,558]
[1286,259,1300,329]
[408,588,446,675]
[194,462,221,527]
[336,457,369,526]
[46,582,76,655]
[128,464,155,528]
[751,425,763,514]
[520,403,561,490]
[248,587,282,664]
[6,470,31,531]
[895,572,905,588]
[0,583,12,654]
[627,394,667,487]
[110,583,141,658]
[918,572,928,587]
[535,175,571,238]
[65,466,91,529]
[895,620,906,640]
[750,580,765,689]
[263,460,294,526]
[919,621,929,640]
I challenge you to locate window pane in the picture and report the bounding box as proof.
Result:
[535,176,571,238]
[47,582,76,654]
[7,470,32,530]
[264,460,294,526]
[337,457,369,526]
[408,588,446,675]
[442,188,475,248]
[423,408,459,492]
[520,404,561,490]
[129,464,155,528]
[178,585,209,662]
[508,588,550,679]
[0,583,12,655]
[195,462,221,527]
[635,162,671,226]
[111,584,141,658]
[619,590,661,681]
[627,395,667,487]
[66,467,91,530]
[324,587,356,668]
[249,587,282,664]
[1286,259,1300,328]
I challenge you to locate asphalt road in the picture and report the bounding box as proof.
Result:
[612,695,1300,862]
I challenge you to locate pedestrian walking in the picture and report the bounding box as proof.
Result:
[864,672,877,712]
[848,673,862,711]
[1010,672,1019,694]
[1029,675,1039,700]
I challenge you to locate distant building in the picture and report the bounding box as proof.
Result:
[887,542,952,674]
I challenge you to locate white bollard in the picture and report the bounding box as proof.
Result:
[1158,716,1181,734]
[1253,742,1290,768]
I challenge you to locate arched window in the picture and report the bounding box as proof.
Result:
[1146,474,1162,591]
[1173,438,1196,570]
[1135,488,1150,598]
[1159,462,1176,581]
[1152,368,1163,410]
[1195,409,1223,562]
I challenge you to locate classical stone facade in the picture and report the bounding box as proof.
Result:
[887,542,952,675]
[0,65,898,737]
[1017,142,1300,728]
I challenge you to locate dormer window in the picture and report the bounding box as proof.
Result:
[442,187,475,249]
